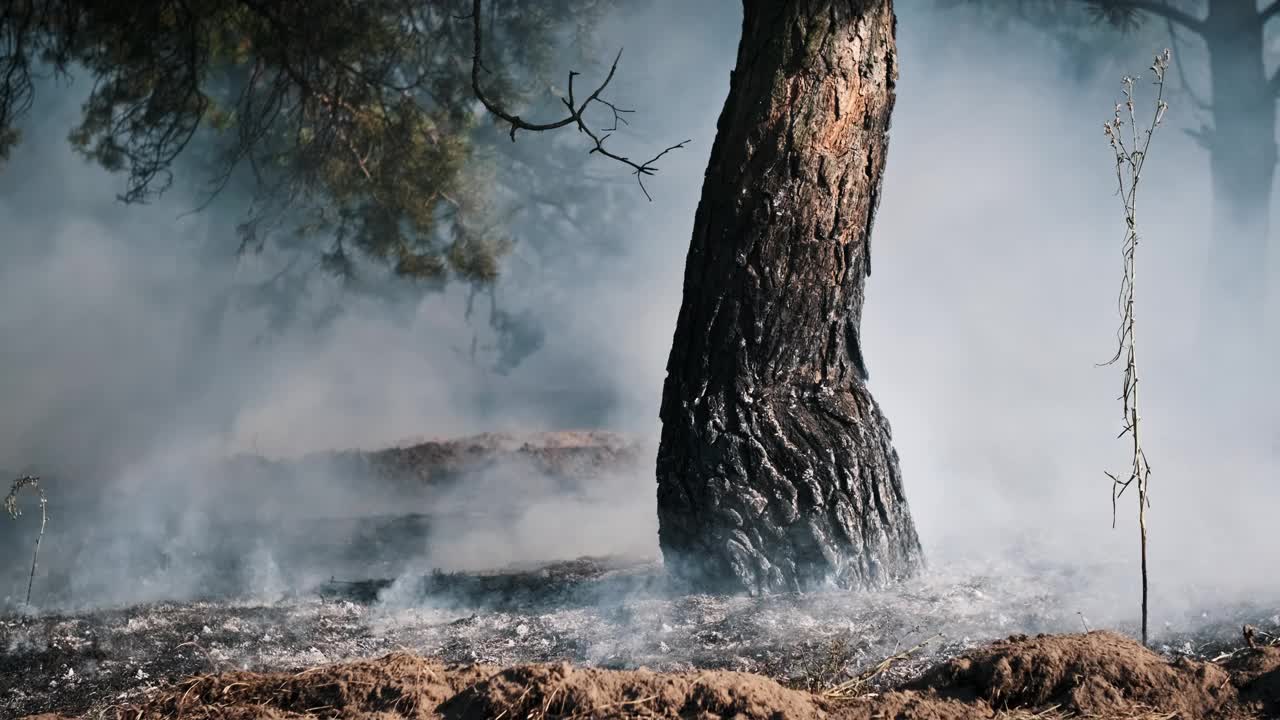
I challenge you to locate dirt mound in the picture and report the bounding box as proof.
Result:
[440,662,831,719]
[114,655,835,720]
[102,632,1275,719]
[343,431,642,486]
[1224,646,1280,716]
[115,653,495,720]
[218,431,643,495]
[910,630,1240,718]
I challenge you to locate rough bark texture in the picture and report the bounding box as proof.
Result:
[656,0,923,594]
[1200,0,1276,340]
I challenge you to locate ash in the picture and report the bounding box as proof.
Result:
[3,555,1276,718]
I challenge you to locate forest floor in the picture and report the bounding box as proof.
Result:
[3,433,1278,718]
[5,592,1278,719]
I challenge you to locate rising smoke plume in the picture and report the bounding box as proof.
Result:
[0,1,1274,616]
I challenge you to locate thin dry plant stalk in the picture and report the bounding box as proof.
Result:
[4,474,48,607]
[1100,49,1170,648]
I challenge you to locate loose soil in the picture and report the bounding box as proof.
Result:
[38,631,1276,719]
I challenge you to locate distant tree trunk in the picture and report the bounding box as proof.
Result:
[1199,0,1276,341]
[656,0,923,594]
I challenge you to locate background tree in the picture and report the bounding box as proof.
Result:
[942,0,1279,345]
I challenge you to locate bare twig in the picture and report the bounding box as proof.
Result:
[175,640,238,673]
[822,633,942,701]
[1100,49,1169,648]
[467,0,689,200]
[4,475,48,607]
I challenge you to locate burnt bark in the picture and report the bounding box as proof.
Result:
[656,0,923,594]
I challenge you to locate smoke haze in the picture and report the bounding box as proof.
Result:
[0,1,1275,620]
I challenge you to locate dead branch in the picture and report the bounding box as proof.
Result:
[822,633,942,701]
[4,475,48,607]
[1100,49,1169,648]
[467,0,689,200]
[175,640,238,673]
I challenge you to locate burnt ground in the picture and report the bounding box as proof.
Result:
[2,432,1278,717]
[4,556,1278,718]
[101,633,1280,719]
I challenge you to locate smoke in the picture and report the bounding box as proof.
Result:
[0,0,1275,619]
[870,5,1280,606]
[411,460,658,573]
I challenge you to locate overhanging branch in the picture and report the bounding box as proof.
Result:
[467,0,688,200]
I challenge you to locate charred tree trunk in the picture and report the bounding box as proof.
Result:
[656,0,923,594]
[1199,0,1276,341]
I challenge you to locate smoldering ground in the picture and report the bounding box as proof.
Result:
[0,0,1276,689]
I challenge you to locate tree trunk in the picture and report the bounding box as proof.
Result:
[1200,0,1276,341]
[656,0,923,595]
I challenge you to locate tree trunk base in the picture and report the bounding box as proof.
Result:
[657,383,923,595]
